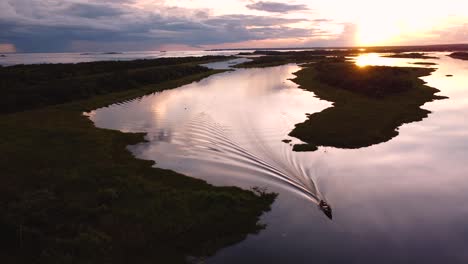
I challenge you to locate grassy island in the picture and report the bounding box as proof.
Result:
[0,57,276,263]
[288,60,446,151]
[411,62,438,66]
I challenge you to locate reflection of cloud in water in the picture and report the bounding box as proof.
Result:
[88,64,333,216]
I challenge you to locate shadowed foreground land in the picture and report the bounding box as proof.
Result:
[289,60,446,151]
[0,58,276,263]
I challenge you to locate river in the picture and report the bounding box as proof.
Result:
[87,53,468,263]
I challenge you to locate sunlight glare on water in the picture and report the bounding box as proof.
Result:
[354,52,440,68]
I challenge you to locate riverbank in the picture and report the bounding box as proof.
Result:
[0,58,276,263]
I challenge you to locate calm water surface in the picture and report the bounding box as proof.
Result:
[88,53,468,263]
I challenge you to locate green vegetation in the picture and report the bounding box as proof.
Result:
[0,57,276,263]
[0,56,232,113]
[288,60,446,151]
[383,52,439,59]
[449,52,468,60]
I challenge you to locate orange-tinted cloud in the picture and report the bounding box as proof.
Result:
[0,43,16,53]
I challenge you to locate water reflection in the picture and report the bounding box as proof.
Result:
[0,50,252,66]
[88,65,333,213]
[88,53,468,263]
[201,58,251,69]
[354,52,440,68]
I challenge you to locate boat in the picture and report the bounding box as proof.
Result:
[319,200,333,220]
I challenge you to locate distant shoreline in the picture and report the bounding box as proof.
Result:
[207,43,468,52]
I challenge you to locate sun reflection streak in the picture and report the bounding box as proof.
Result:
[354,53,382,67]
[353,53,437,68]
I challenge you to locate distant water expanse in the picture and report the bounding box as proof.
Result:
[0,50,253,66]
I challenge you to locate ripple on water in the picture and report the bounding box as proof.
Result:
[87,64,332,205]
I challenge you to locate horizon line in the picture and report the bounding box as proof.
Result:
[1,43,468,55]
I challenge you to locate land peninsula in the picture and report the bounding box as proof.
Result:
[0,57,276,263]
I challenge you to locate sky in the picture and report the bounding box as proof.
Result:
[0,0,467,53]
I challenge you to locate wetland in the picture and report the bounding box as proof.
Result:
[2,50,468,263]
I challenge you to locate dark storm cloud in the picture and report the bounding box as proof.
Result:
[0,0,325,52]
[246,1,309,13]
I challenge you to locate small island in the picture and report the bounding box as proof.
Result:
[449,52,468,60]
[411,62,438,66]
[288,58,447,151]
[102,52,123,55]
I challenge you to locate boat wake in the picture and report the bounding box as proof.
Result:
[167,113,332,219]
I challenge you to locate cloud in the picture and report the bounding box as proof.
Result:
[0,0,323,52]
[313,19,333,23]
[0,43,16,53]
[431,24,468,44]
[300,23,358,47]
[64,3,126,18]
[246,1,309,13]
